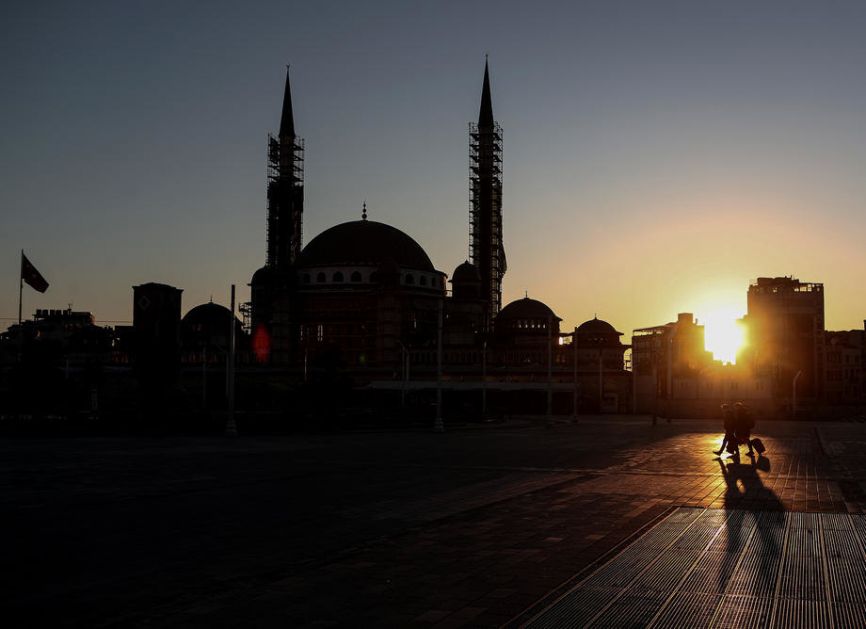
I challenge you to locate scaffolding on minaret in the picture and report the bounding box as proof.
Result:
[469,61,505,321]
[266,67,305,268]
[266,134,304,267]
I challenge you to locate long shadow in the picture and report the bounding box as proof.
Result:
[716,454,785,595]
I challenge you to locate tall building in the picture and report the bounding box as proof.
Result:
[267,67,304,268]
[632,313,714,397]
[739,276,824,399]
[251,69,305,362]
[469,60,505,324]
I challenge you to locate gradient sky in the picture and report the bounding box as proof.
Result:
[3,0,866,346]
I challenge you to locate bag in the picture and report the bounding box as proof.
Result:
[751,438,766,454]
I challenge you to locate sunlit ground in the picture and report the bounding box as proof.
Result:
[697,306,746,364]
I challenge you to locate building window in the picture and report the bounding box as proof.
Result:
[317,272,326,283]
[303,273,311,284]
[420,275,427,286]
[351,271,362,282]
[317,324,324,342]
[405,273,415,285]
[333,271,344,283]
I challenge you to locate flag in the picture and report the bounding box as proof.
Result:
[21,252,49,293]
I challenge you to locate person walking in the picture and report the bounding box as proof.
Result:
[714,403,737,456]
[734,402,755,456]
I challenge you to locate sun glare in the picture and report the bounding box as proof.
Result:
[698,307,746,365]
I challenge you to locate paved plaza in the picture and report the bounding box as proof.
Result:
[2,416,866,627]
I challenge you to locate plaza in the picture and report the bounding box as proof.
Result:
[2,416,865,627]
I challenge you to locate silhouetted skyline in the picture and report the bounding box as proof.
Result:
[4,1,866,338]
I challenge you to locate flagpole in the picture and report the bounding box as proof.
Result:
[18,250,23,328]
[18,250,24,362]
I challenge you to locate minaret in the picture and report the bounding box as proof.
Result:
[469,59,505,322]
[266,67,305,268]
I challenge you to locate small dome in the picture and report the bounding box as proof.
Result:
[181,302,245,354]
[298,220,435,271]
[251,265,273,286]
[451,261,480,284]
[182,302,240,329]
[497,297,560,322]
[577,317,621,336]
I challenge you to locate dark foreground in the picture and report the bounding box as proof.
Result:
[2,416,865,627]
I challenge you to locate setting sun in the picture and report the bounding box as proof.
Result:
[698,306,747,364]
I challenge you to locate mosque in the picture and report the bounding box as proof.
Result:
[245,63,631,411]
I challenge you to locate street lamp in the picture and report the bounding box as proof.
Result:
[434,297,444,433]
[792,369,802,418]
[573,327,578,422]
[546,315,553,424]
[481,338,487,418]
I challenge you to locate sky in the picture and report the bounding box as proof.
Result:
[3,0,866,359]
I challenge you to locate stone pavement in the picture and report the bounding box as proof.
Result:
[522,508,866,628]
[1,417,865,627]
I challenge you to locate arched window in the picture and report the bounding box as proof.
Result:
[420,275,427,286]
[316,272,326,283]
[405,273,415,285]
[333,271,344,283]
[302,273,311,284]
[351,271,362,282]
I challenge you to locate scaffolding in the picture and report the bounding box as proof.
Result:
[266,132,305,268]
[469,121,504,317]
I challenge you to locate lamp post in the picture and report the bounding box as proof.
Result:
[434,298,444,433]
[481,338,487,418]
[792,369,802,418]
[397,340,408,408]
[546,315,553,425]
[598,348,604,413]
[665,326,677,423]
[573,327,578,422]
[225,284,238,437]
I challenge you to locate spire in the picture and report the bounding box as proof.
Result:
[362,200,367,221]
[279,65,295,138]
[478,58,494,127]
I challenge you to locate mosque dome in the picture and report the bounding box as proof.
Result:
[576,317,620,336]
[451,261,481,300]
[575,316,624,348]
[181,302,244,349]
[297,220,435,271]
[497,297,560,322]
[494,296,561,341]
[452,261,481,284]
[251,265,274,286]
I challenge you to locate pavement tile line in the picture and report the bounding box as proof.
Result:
[518,509,866,629]
[503,504,681,628]
[518,506,708,628]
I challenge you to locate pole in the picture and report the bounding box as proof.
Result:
[434,297,444,432]
[18,250,23,360]
[598,349,603,413]
[202,344,207,409]
[546,315,552,425]
[792,370,802,418]
[666,328,676,423]
[18,251,23,328]
[481,339,487,418]
[573,327,578,422]
[402,345,407,408]
[225,284,238,437]
[652,363,658,426]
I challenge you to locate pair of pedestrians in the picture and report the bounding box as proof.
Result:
[714,402,757,457]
